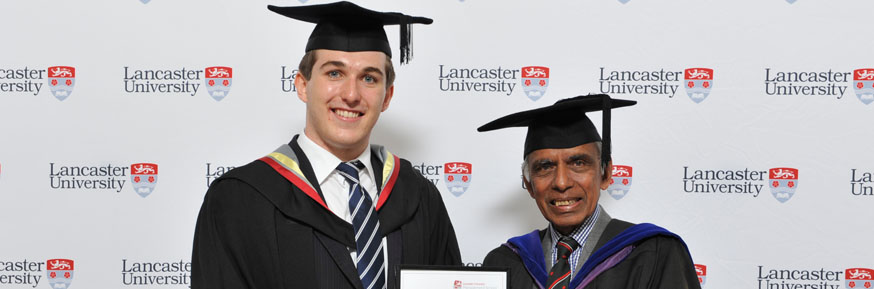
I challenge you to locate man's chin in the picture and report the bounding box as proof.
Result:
[547,214,589,231]
[323,134,371,151]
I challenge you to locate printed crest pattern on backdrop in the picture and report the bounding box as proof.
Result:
[140,0,150,4]
[769,167,798,203]
[853,69,874,105]
[684,68,713,103]
[47,66,75,101]
[520,66,549,101]
[606,165,632,200]
[845,268,873,289]
[444,162,472,197]
[204,66,232,101]
[130,163,158,198]
[46,259,74,289]
[454,280,462,289]
[695,264,707,286]
[618,0,631,3]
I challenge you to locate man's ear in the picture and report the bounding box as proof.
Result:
[381,84,394,112]
[294,72,308,103]
[523,176,535,198]
[600,160,613,190]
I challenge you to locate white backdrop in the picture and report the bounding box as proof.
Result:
[1,0,872,288]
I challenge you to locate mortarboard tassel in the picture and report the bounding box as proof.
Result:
[399,14,412,64]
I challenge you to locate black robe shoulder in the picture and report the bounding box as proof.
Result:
[483,220,700,289]
[191,153,462,289]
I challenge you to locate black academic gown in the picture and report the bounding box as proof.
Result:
[483,219,700,289]
[191,136,462,289]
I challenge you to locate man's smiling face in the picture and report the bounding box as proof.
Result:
[295,49,394,159]
[523,142,612,235]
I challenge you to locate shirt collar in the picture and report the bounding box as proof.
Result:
[297,132,375,186]
[549,205,603,249]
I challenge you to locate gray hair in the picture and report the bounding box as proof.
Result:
[521,142,605,182]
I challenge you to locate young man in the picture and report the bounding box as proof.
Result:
[191,2,461,288]
[478,94,700,289]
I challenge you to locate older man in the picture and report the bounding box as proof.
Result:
[479,94,699,289]
[191,2,461,289]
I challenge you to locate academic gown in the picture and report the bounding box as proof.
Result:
[483,219,700,289]
[191,136,462,289]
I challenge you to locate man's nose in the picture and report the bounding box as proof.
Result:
[339,77,362,104]
[552,164,573,193]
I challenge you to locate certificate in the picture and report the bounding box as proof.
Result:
[398,265,509,289]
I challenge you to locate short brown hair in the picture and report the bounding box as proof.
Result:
[297,50,396,87]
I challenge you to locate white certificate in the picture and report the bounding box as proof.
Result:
[398,265,508,289]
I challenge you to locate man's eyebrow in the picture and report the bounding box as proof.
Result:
[566,153,596,163]
[531,158,556,167]
[362,66,384,76]
[319,61,346,70]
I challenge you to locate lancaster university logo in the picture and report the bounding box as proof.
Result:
[47,66,75,101]
[695,264,707,286]
[853,69,874,105]
[444,162,472,197]
[769,167,798,203]
[204,66,232,101]
[130,163,158,198]
[846,268,873,289]
[47,259,75,289]
[684,68,713,103]
[520,66,549,101]
[606,165,632,200]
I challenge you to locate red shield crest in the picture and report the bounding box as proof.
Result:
[47,66,76,101]
[205,66,233,101]
[520,66,549,101]
[130,163,159,198]
[853,69,874,105]
[444,162,472,197]
[606,165,633,200]
[46,259,74,289]
[846,268,873,289]
[769,167,798,203]
[683,68,713,103]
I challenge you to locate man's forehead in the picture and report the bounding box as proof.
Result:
[314,49,388,66]
[526,143,599,161]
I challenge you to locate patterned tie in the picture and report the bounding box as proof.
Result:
[546,236,580,289]
[336,161,386,289]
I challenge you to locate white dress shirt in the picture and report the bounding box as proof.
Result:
[297,133,389,273]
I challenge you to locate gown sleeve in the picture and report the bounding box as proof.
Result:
[191,178,283,289]
[423,179,463,265]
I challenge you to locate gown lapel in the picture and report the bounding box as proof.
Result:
[258,137,420,289]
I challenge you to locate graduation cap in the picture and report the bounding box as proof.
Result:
[477,94,636,167]
[267,1,433,64]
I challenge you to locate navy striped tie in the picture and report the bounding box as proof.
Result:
[336,161,386,289]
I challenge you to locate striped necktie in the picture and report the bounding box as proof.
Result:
[336,161,386,289]
[546,236,579,289]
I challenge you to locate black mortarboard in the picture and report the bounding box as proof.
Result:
[268,1,433,64]
[477,94,636,167]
